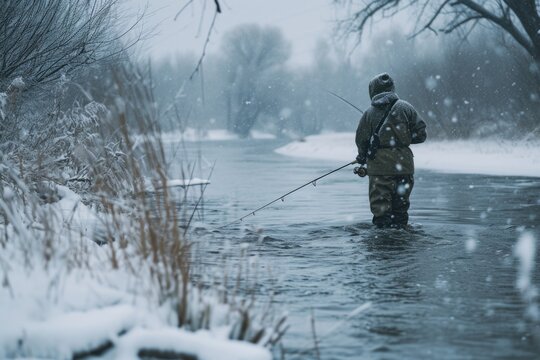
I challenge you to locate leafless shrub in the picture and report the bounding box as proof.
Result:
[0,0,137,88]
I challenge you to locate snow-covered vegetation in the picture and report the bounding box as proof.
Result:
[0,69,286,358]
[0,185,273,359]
[0,2,285,358]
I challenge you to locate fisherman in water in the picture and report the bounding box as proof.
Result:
[355,73,427,229]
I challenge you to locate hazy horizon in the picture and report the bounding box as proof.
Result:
[128,0,343,67]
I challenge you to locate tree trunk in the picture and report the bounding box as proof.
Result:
[504,1,540,55]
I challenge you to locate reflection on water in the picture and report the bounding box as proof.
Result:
[170,139,540,359]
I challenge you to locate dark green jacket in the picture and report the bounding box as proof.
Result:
[356,92,427,175]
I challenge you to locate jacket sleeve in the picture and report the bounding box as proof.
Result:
[409,107,427,144]
[355,112,369,163]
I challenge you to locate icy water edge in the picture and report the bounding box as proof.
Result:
[168,139,540,360]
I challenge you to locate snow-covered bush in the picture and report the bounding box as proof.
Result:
[0,77,129,200]
[0,64,286,358]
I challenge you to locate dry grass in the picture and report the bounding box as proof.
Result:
[0,62,287,355]
[98,63,288,345]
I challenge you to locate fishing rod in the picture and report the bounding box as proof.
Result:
[219,159,358,229]
[327,90,364,114]
[218,91,364,229]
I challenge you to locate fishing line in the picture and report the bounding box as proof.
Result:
[217,91,362,229]
[218,160,357,229]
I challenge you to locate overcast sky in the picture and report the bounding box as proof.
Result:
[128,0,342,66]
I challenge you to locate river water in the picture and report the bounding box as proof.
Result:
[169,138,540,359]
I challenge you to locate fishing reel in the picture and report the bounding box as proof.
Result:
[353,166,368,177]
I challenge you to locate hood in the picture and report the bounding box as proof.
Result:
[369,73,395,99]
[371,91,399,107]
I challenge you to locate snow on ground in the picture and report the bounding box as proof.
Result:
[1,257,271,359]
[144,177,210,192]
[0,185,271,359]
[161,128,276,142]
[2,304,137,358]
[275,132,540,178]
[115,328,271,360]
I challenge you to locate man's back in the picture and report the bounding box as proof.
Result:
[356,90,426,175]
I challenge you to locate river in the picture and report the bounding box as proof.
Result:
[169,138,540,360]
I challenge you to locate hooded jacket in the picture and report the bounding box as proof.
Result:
[356,76,427,175]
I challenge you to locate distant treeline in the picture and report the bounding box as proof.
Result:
[151,24,539,140]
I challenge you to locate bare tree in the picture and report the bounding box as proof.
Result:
[0,0,136,88]
[336,1,540,70]
[222,24,291,137]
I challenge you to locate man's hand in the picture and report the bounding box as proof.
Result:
[356,154,366,165]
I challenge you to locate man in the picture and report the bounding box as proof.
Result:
[355,73,427,228]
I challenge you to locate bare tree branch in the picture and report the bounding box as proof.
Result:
[214,0,222,13]
[189,9,218,80]
[457,0,534,54]
[336,0,540,64]
[410,0,451,37]
[174,0,195,21]
[173,1,222,81]
[442,14,483,34]
[0,0,140,89]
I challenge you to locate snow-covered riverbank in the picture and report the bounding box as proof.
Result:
[275,132,540,178]
[161,128,276,142]
[0,183,273,360]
